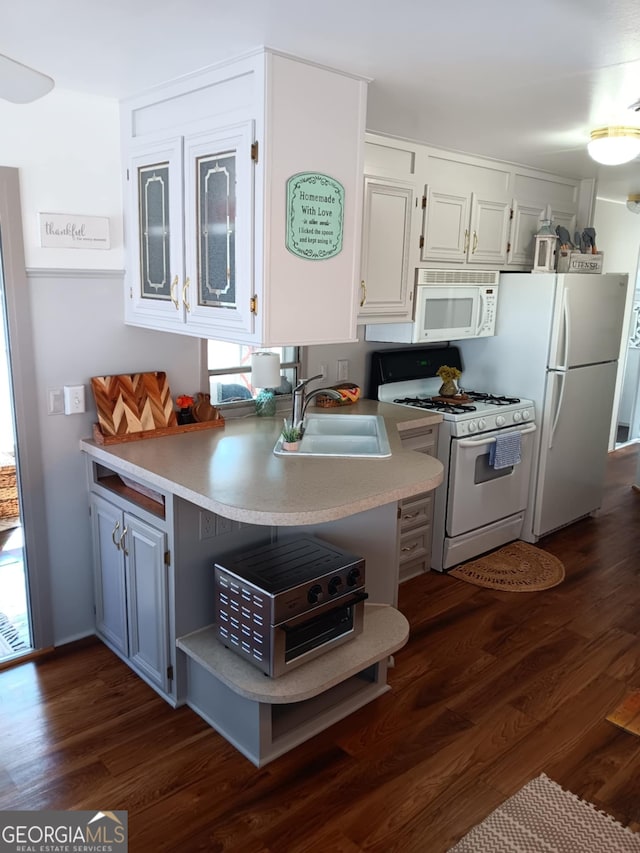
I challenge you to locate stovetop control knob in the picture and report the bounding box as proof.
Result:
[347,567,361,587]
[468,421,478,433]
[477,418,487,430]
[307,583,324,604]
[513,411,522,422]
[496,415,506,427]
[328,576,344,595]
[522,409,531,421]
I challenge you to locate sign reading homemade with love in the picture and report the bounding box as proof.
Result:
[285,173,344,260]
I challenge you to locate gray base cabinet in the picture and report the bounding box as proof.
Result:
[90,492,171,698]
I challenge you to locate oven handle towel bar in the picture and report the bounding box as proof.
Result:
[456,423,537,448]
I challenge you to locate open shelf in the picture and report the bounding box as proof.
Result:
[93,465,166,519]
[177,604,409,766]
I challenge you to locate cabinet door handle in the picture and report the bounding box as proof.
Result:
[360,280,367,307]
[401,542,419,553]
[111,521,121,550]
[119,527,128,557]
[170,275,179,310]
[464,229,469,253]
[182,278,191,312]
[403,511,420,520]
[472,230,478,254]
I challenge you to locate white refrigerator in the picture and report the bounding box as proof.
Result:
[458,271,629,542]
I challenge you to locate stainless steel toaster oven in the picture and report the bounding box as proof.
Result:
[214,536,367,677]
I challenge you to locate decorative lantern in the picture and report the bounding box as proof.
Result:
[532,220,558,273]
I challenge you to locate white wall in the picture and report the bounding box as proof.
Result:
[1,91,201,645]
[0,89,124,269]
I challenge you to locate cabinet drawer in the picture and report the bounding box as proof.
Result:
[399,426,437,454]
[399,555,429,584]
[399,493,433,532]
[398,525,431,567]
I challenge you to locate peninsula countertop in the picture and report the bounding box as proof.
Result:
[80,400,443,526]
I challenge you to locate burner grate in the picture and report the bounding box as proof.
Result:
[464,391,521,405]
[393,396,477,414]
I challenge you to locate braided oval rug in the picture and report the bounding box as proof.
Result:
[448,541,565,592]
[449,774,640,852]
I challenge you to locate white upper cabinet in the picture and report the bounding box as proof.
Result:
[359,177,415,322]
[419,155,512,266]
[358,135,421,324]
[121,49,368,346]
[506,170,580,266]
[506,200,546,266]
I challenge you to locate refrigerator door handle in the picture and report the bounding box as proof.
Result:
[548,371,565,449]
[558,288,570,370]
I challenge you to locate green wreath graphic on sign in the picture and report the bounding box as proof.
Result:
[285,172,344,260]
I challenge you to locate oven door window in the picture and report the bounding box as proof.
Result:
[446,427,534,537]
[282,602,355,663]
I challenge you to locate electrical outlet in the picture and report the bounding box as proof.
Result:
[216,515,237,536]
[199,511,217,539]
[337,359,349,381]
[319,363,328,380]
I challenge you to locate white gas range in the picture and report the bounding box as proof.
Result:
[369,347,537,572]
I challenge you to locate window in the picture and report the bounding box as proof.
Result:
[205,341,300,405]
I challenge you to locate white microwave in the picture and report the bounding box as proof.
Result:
[365,270,499,344]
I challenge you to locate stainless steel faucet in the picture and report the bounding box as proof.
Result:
[291,375,342,429]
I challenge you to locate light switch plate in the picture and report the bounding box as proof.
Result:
[63,384,86,415]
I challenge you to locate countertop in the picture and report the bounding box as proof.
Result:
[80,399,443,526]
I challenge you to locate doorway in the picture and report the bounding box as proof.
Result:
[0,221,32,661]
[616,294,640,446]
[0,166,52,659]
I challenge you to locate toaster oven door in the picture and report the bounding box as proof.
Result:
[271,589,368,677]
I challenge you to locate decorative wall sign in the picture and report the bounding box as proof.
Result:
[39,213,111,249]
[285,173,344,260]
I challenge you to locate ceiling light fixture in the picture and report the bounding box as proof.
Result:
[587,126,640,165]
[627,194,640,214]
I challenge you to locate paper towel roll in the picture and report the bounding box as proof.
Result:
[251,351,281,388]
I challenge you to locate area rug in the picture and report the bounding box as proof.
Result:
[448,541,565,592]
[449,773,640,851]
[0,611,28,655]
[607,689,640,737]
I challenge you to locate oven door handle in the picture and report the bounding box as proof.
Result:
[277,590,369,631]
[456,423,537,448]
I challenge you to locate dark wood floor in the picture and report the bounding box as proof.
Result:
[2,444,640,852]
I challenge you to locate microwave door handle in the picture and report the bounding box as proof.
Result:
[476,290,487,336]
[457,423,537,448]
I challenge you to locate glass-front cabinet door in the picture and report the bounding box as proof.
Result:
[184,121,255,340]
[126,138,185,327]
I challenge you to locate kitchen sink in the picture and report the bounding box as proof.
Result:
[273,414,391,458]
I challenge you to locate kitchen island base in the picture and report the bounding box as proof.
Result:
[177,603,409,766]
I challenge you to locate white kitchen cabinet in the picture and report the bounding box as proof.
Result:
[506,202,578,267]
[90,492,170,696]
[126,124,255,339]
[358,177,415,322]
[506,200,546,266]
[121,49,368,346]
[420,186,511,266]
